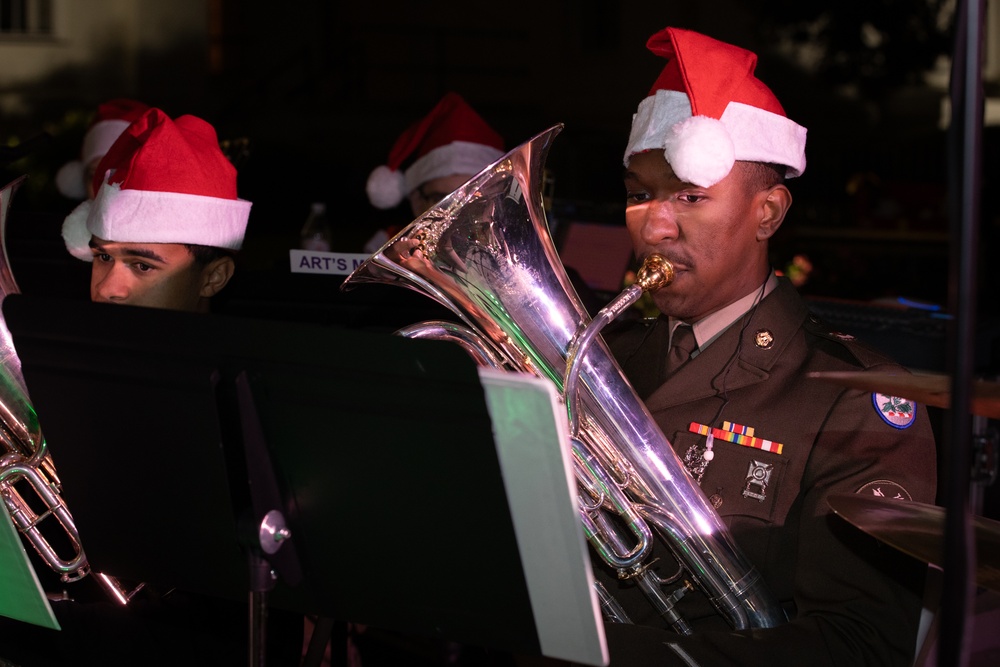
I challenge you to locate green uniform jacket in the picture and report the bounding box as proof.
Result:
[596,277,938,667]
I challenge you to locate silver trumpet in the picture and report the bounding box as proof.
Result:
[0,176,138,605]
[341,125,786,632]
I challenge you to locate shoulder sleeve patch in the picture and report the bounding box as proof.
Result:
[856,480,912,501]
[872,392,916,429]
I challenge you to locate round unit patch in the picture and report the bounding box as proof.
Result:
[872,392,916,429]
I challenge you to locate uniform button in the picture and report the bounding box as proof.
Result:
[709,493,723,509]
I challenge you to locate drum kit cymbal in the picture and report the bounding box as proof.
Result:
[807,370,1000,420]
[827,494,1000,593]
[811,370,1000,590]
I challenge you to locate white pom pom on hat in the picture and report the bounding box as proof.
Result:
[55,160,87,201]
[366,164,407,210]
[624,27,807,188]
[367,92,504,209]
[663,116,735,188]
[61,200,94,261]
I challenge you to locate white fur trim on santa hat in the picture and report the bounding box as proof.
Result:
[81,119,132,167]
[87,180,251,250]
[403,141,504,195]
[625,89,807,186]
[625,90,693,162]
[720,102,807,178]
[61,199,95,261]
[366,165,407,209]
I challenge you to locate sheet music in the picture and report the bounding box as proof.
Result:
[478,368,608,666]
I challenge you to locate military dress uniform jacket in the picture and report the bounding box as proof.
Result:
[595,277,938,667]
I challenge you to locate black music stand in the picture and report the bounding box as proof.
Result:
[2,294,607,666]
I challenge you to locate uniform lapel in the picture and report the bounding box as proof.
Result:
[643,279,808,412]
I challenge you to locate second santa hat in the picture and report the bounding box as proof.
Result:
[55,98,151,200]
[625,27,807,188]
[366,92,505,209]
[61,107,251,260]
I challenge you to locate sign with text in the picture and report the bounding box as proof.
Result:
[290,250,370,276]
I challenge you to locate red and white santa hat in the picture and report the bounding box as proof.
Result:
[61,107,251,261]
[366,92,505,209]
[625,27,807,188]
[55,98,151,200]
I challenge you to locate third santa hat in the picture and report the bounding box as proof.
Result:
[61,107,251,261]
[624,27,807,188]
[55,98,151,200]
[366,92,505,209]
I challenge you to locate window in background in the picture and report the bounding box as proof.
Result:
[0,0,51,37]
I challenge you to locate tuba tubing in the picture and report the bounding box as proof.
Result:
[341,125,786,632]
[0,176,137,604]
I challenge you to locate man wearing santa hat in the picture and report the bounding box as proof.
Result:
[594,26,937,666]
[61,107,249,312]
[0,108,306,665]
[363,91,506,252]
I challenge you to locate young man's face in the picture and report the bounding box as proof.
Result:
[623,151,786,322]
[89,237,212,312]
[408,173,475,217]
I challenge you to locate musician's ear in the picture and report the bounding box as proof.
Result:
[199,255,235,298]
[756,184,791,241]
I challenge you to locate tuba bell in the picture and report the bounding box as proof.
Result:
[0,176,136,605]
[341,125,786,632]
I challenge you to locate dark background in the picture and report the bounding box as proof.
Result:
[0,1,996,358]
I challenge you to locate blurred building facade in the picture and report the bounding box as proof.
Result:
[0,0,208,116]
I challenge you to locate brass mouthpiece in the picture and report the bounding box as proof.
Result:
[635,254,674,292]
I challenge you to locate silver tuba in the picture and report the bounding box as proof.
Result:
[341,124,786,633]
[0,176,136,604]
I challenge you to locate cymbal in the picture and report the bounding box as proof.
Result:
[807,370,1000,419]
[827,494,1000,593]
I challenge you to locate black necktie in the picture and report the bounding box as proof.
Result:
[666,324,697,374]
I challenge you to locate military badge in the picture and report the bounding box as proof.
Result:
[682,442,711,484]
[872,392,916,429]
[742,460,773,502]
